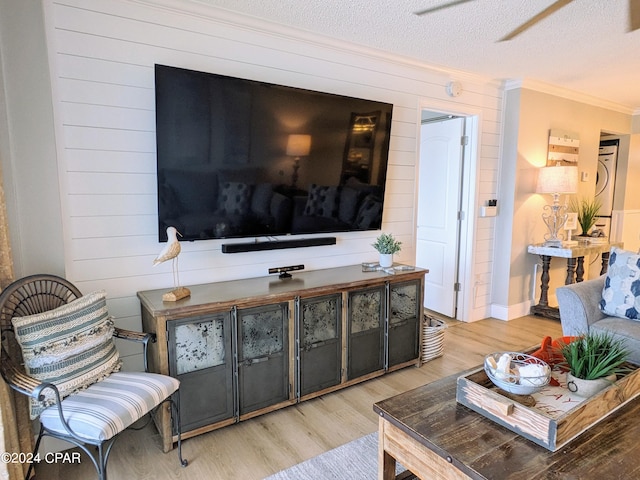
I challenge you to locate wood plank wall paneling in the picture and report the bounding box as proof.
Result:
[44,0,503,368]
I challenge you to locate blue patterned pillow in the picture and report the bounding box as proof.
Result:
[600,247,640,320]
[218,182,250,216]
[12,290,121,418]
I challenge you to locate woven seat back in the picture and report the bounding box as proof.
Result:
[0,274,82,359]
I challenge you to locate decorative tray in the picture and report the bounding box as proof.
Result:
[456,350,640,451]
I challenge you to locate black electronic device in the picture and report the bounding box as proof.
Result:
[155,64,393,244]
[221,236,336,253]
[269,264,305,279]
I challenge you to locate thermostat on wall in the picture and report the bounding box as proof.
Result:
[480,206,497,217]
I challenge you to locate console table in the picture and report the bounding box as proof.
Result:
[138,264,426,452]
[527,241,622,319]
[374,369,640,479]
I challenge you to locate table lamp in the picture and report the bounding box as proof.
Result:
[286,134,311,189]
[536,164,578,247]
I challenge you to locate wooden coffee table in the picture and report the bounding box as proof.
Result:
[374,369,640,479]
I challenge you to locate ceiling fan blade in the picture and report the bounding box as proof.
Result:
[630,0,640,31]
[499,0,574,41]
[414,0,476,16]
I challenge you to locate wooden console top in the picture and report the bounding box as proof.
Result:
[138,264,427,319]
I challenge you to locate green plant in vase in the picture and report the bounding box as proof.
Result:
[559,331,630,397]
[372,233,402,268]
[569,197,601,236]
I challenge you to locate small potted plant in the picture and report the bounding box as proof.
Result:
[372,232,402,268]
[559,331,630,397]
[570,197,601,237]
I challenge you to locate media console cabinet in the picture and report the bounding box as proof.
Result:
[137,264,427,451]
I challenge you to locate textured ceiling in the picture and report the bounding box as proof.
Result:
[193,0,640,112]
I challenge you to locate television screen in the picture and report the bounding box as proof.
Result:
[155,64,393,242]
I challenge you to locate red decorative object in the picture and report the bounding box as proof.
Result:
[530,335,579,386]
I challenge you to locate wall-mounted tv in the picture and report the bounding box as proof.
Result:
[155,64,393,242]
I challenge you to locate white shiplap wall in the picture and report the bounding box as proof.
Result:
[42,0,503,368]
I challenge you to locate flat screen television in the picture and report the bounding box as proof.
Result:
[155,64,393,243]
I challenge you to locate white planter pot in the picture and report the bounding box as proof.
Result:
[566,372,617,397]
[379,253,393,268]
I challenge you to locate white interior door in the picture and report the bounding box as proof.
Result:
[416,117,464,317]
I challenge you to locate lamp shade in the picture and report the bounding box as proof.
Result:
[286,134,311,157]
[536,165,578,194]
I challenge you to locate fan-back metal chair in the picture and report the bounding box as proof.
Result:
[0,274,187,479]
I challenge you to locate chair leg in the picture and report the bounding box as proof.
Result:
[32,399,186,479]
[29,426,110,480]
[169,397,188,467]
[25,426,45,480]
[97,443,107,480]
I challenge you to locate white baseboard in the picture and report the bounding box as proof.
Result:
[490,300,532,321]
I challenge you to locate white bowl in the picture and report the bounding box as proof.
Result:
[484,352,551,395]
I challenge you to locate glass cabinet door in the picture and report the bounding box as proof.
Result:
[346,285,385,379]
[237,303,289,415]
[298,294,342,397]
[168,312,234,432]
[388,280,421,367]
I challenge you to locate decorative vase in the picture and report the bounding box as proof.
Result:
[566,372,617,397]
[379,253,393,268]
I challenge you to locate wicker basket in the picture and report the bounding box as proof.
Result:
[422,315,447,362]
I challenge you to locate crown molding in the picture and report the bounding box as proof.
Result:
[504,79,635,116]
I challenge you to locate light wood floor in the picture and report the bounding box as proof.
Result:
[37,315,562,480]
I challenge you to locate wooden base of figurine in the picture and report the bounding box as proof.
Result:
[162,286,191,302]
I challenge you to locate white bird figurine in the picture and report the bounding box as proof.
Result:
[154,226,189,301]
[154,226,181,266]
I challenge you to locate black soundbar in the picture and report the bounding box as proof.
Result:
[221,237,336,253]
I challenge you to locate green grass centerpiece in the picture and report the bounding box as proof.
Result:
[560,331,630,381]
[570,197,602,236]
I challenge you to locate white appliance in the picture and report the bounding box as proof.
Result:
[590,139,618,279]
[587,216,611,279]
[595,140,619,216]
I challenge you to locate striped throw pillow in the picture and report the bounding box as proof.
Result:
[12,290,121,418]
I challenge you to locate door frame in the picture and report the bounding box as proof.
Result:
[416,100,481,321]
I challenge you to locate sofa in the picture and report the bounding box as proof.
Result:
[557,247,640,365]
[158,168,292,240]
[158,167,383,239]
[290,179,383,234]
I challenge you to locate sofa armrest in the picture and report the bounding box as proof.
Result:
[556,275,607,336]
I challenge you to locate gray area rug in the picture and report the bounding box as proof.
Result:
[263,432,408,480]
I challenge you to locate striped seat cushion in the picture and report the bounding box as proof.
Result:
[39,372,180,442]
